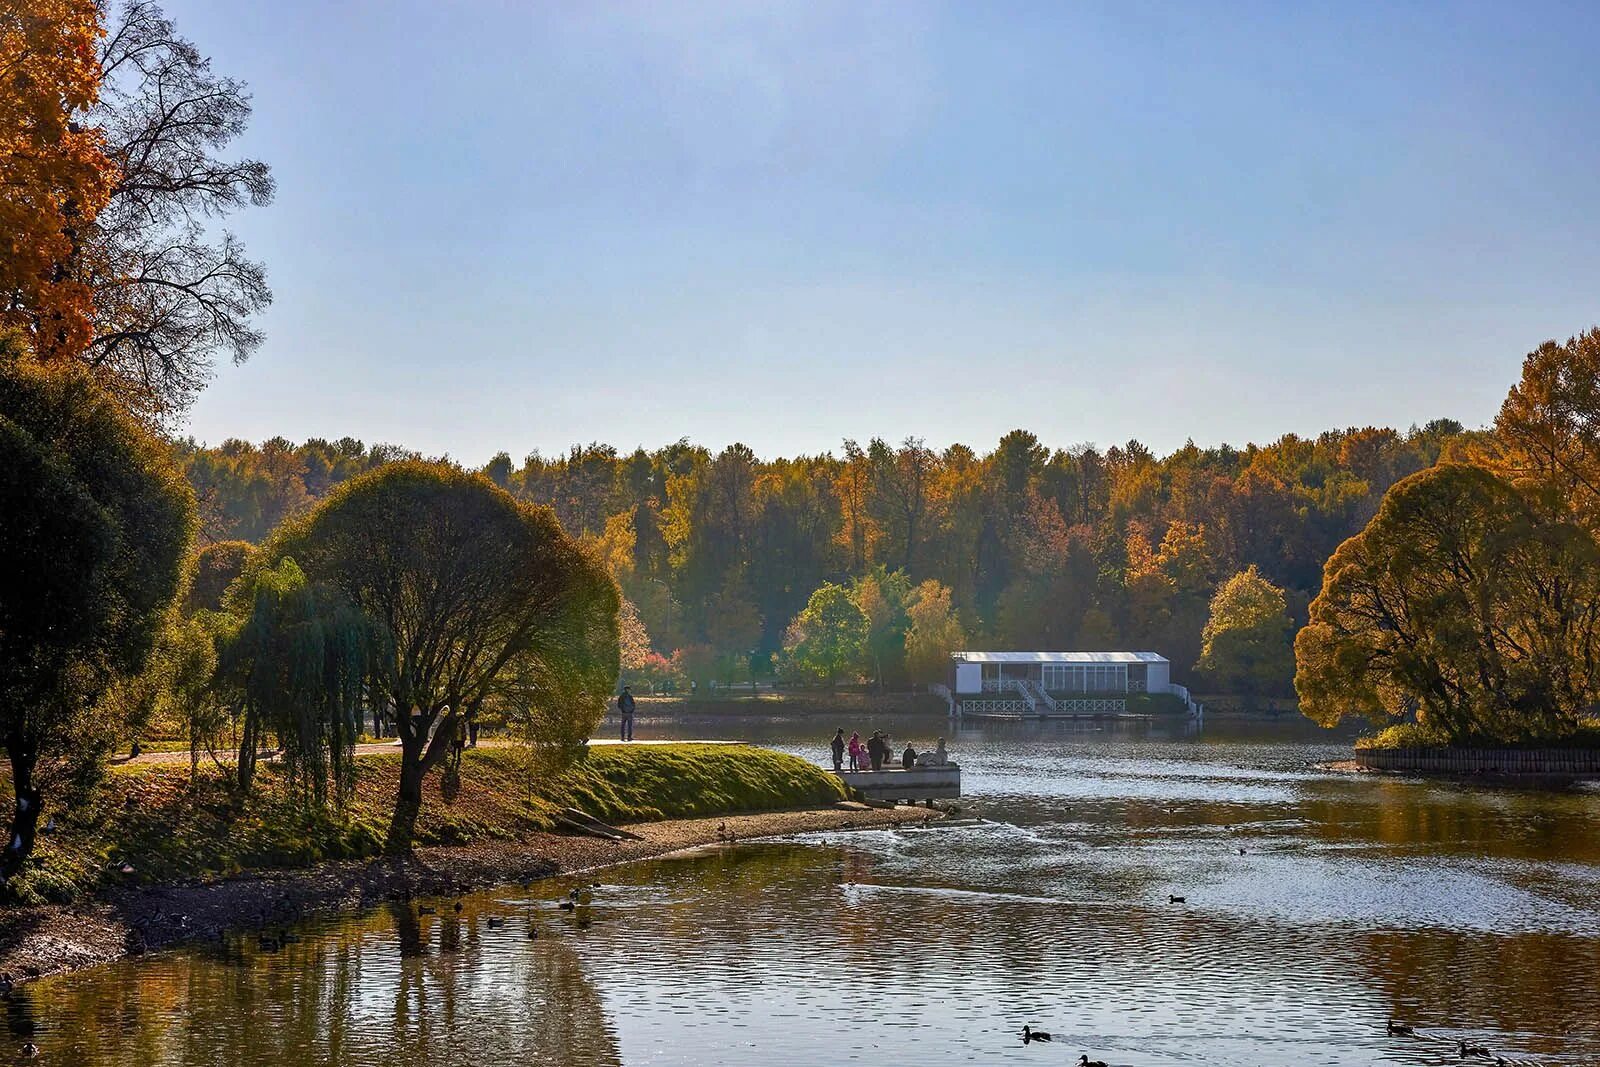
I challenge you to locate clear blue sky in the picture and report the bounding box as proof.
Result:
[169,0,1600,465]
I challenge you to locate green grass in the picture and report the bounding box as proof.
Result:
[545,744,847,822]
[1356,719,1600,750]
[3,744,846,906]
[1125,692,1188,715]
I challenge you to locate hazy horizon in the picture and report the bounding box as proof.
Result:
[163,1,1600,466]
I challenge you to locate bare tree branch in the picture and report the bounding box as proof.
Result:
[74,1,274,423]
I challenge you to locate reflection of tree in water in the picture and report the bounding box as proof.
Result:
[3,984,36,1039]
[1295,778,1600,866]
[15,905,622,1067]
[1352,927,1600,1062]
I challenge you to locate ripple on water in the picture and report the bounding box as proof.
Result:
[12,726,1600,1067]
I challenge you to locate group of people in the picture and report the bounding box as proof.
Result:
[830,729,949,772]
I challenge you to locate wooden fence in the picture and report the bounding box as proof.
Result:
[1354,747,1600,775]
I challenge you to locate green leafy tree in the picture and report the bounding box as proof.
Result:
[104,612,222,772]
[1198,565,1293,709]
[1295,465,1600,743]
[264,462,619,852]
[216,558,371,805]
[184,539,253,614]
[704,578,762,686]
[853,567,912,690]
[0,354,194,881]
[903,579,964,686]
[164,615,226,774]
[783,583,868,688]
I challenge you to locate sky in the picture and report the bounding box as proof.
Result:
[165,0,1600,466]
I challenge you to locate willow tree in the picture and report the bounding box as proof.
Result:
[1295,464,1600,744]
[265,462,619,852]
[0,353,194,881]
[219,558,370,805]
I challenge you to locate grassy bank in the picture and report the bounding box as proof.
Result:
[1356,721,1600,750]
[5,743,846,906]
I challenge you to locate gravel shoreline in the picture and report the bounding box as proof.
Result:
[0,802,937,988]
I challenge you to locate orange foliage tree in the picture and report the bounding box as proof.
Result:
[0,0,114,359]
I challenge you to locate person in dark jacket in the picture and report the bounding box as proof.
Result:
[868,732,886,771]
[901,744,918,769]
[618,686,636,742]
[830,728,846,771]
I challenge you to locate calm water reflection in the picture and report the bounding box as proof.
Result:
[15,718,1600,1065]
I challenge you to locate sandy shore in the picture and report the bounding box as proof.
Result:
[0,802,937,988]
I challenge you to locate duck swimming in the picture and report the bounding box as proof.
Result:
[1459,1040,1493,1058]
[1168,895,1186,904]
[1078,1057,1107,1067]
[1386,1020,1415,1036]
[1021,1026,1051,1043]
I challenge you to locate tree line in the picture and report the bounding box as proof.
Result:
[175,417,1464,700]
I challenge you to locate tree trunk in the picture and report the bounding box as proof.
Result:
[1,745,42,883]
[386,708,454,854]
[385,741,425,855]
[237,706,259,794]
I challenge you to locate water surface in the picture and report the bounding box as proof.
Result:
[13,717,1600,1066]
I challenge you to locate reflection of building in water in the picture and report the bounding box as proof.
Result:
[948,651,1201,720]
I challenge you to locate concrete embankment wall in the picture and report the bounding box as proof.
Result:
[1354,747,1600,775]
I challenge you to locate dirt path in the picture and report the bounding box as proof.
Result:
[0,802,938,988]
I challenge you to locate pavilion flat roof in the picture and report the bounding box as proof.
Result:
[951,651,1168,664]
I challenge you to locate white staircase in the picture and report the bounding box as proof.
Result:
[1016,679,1058,714]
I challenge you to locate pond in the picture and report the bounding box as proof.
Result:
[12,716,1600,1065]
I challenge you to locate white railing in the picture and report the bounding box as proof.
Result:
[1052,697,1126,715]
[1018,678,1058,712]
[1164,682,1202,720]
[961,698,1031,716]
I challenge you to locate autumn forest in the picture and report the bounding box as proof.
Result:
[178,418,1465,696]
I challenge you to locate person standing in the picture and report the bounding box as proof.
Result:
[830,728,846,771]
[847,732,863,771]
[618,686,636,742]
[868,732,885,771]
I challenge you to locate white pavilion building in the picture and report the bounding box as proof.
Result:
[947,651,1199,719]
